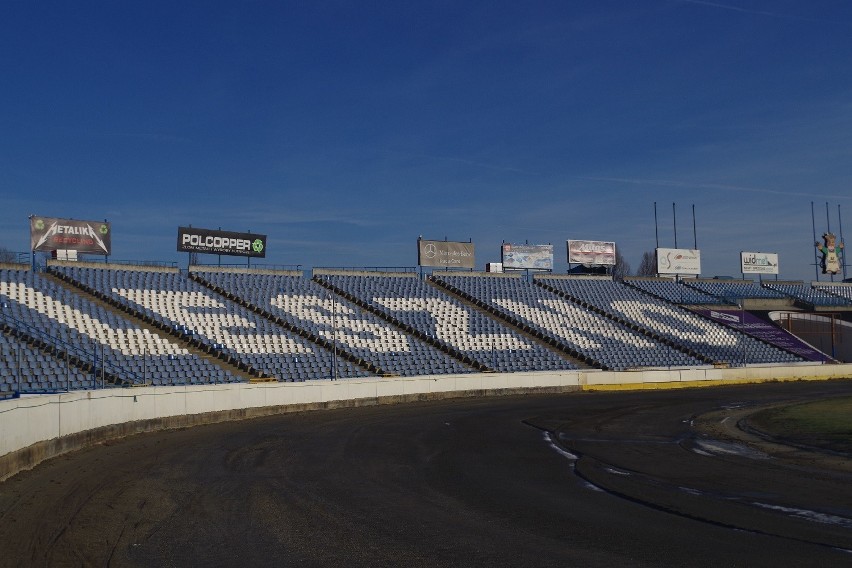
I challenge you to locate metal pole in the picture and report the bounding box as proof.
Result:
[66,349,70,392]
[673,202,678,249]
[654,202,659,249]
[827,202,834,282]
[740,302,745,367]
[839,204,847,280]
[17,345,22,395]
[143,347,147,385]
[812,201,819,280]
[101,344,106,388]
[832,315,837,360]
[332,294,338,381]
[692,204,697,250]
[826,201,831,234]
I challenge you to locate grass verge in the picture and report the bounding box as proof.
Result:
[748,396,852,454]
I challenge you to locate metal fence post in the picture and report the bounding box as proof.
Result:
[17,344,22,395]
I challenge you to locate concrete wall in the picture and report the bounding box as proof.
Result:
[2,363,851,481]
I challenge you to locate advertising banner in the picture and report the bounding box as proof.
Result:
[177,227,267,258]
[740,251,779,275]
[501,243,553,270]
[418,239,475,269]
[30,216,111,255]
[568,240,616,266]
[657,247,701,275]
[691,308,830,362]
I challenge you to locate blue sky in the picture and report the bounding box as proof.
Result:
[2,1,851,280]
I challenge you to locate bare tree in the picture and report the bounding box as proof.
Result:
[636,250,657,277]
[611,247,631,281]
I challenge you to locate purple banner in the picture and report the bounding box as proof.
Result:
[691,309,831,362]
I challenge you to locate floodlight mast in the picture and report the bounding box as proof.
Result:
[332,292,338,381]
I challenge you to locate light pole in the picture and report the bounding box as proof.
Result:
[737,299,745,367]
[326,291,338,381]
[333,292,338,381]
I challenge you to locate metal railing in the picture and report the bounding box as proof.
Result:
[0,251,30,265]
[0,309,144,392]
[313,266,418,273]
[74,258,179,268]
[191,263,303,271]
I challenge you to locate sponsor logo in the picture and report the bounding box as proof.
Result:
[33,220,109,254]
[424,243,437,259]
[181,233,253,252]
[710,310,740,323]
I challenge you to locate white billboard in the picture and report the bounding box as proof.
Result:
[657,248,701,275]
[567,240,616,266]
[741,251,779,275]
[501,243,553,270]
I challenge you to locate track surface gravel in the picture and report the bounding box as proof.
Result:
[1,379,851,567]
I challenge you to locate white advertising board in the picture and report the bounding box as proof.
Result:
[502,243,553,270]
[740,251,779,275]
[656,248,701,275]
[567,240,616,266]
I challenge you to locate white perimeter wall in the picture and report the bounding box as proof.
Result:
[2,363,851,465]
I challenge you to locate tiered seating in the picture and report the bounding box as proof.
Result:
[764,282,852,307]
[430,274,705,370]
[52,266,370,381]
[684,279,786,301]
[1,269,239,387]
[192,270,471,376]
[316,273,577,373]
[625,278,721,305]
[0,330,92,396]
[813,283,852,304]
[538,276,804,366]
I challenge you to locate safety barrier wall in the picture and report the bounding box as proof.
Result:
[2,362,851,481]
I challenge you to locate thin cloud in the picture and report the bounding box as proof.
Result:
[679,0,847,25]
[379,149,535,175]
[575,176,852,201]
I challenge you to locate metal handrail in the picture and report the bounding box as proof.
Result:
[0,251,30,265]
[75,258,179,268]
[313,266,418,273]
[0,309,144,387]
[192,263,303,271]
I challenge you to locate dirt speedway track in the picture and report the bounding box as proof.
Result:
[2,379,852,567]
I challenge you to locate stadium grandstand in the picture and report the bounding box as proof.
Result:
[1,257,849,400]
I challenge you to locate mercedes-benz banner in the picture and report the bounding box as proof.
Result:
[30,216,112,255]
[177,227,267,258]
[418,239,475,269]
